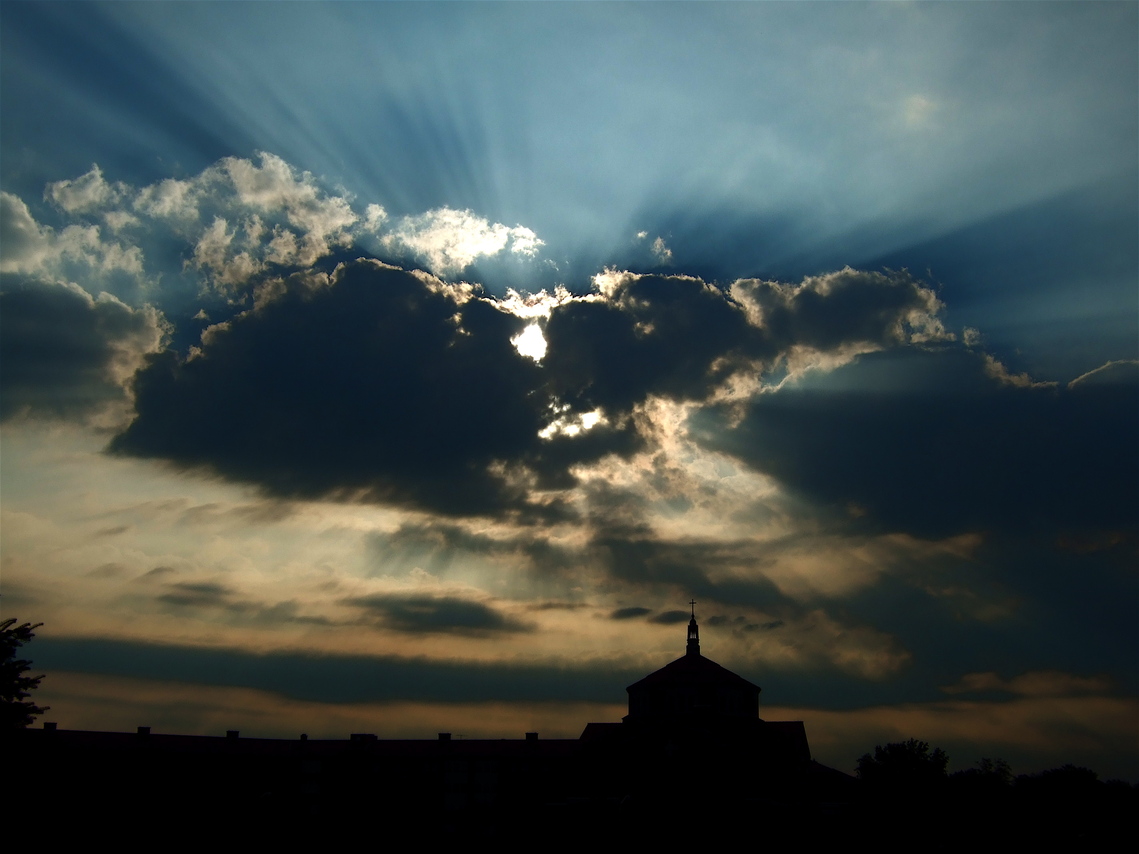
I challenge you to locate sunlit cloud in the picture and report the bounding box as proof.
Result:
[1,191,145,279]
[381,207,544,277]
[538,405,606,440]
[45,164,129,214]
[495,286,582,320]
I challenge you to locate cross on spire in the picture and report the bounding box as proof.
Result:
[686,600,700,656]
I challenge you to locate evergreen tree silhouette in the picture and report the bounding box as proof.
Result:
[1,618,48,729]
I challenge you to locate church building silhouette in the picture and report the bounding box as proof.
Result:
[629,602,763,719]
[12,607,844,838]
[578,604,818,815]
[582,604,809,759]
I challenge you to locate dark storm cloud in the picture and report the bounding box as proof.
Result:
[527,601,588,611]
[825,532,1139,700]
[154,580,333,627]
[157,581,233,608]
[31,636,644,705]
[524,417,645,492]
[344,593,532,637]
[706,615,784,632]
[729,267,946,354]
[108,261,946,518]
[112,261,559,517]
[0,277,164,422]
[648,610,689,625]
[695,346,1138,540]
[610,607,651,620]
[542,274,755,416]
[542,268,944,419]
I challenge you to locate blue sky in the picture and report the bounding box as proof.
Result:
[5,2,1134,376]
[1,2,1136,779]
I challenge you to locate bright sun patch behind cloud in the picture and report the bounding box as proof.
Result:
[510,323,547,362]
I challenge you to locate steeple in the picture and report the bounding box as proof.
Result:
[686,599,700,656]
[621,598,764,723]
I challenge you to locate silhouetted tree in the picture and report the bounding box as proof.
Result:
[950,757,1012,802]
[1,618,48,729]
[951,757,1011,784]
[973,756,1012,783]
[857,738,948,791]
[1014,764,1102,801]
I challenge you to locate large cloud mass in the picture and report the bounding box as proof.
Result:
[5,154,1133,555]
[111,261,554,516]
[2,151,1135,779]
[105,255,970,523]
[697,348,1138,539]
[0,277,166,423]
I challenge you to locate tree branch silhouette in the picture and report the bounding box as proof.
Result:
[1,618,48,729]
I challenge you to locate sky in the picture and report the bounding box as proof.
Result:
[1,1,1136,779]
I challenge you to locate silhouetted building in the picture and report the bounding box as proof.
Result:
[625,608,761,721]
[10,608,846,840]
[579,606,814,813]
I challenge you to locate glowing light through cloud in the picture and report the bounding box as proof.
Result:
[510,323,547,362]
[538,405,606,440]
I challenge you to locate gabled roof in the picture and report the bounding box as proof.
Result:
[626,652,761,694]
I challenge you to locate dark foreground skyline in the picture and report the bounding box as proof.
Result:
[1,2,1136,781]
[10,617,1135,847]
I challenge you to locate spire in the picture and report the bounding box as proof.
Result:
[686,599,700,656]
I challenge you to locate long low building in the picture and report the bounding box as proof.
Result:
[9,613,854,840]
